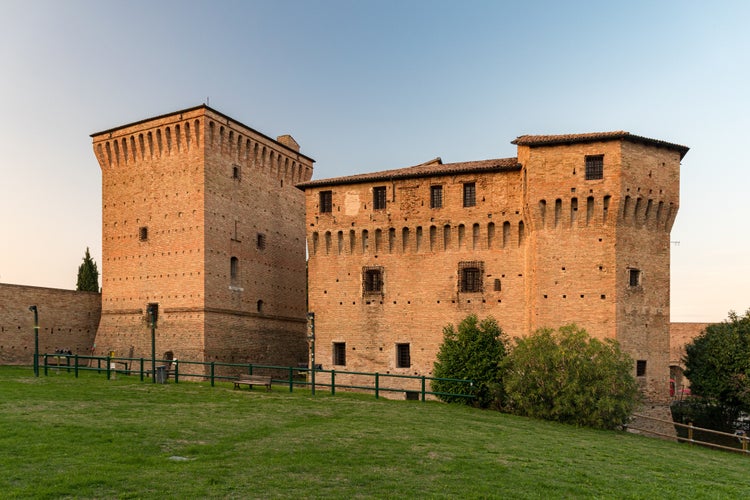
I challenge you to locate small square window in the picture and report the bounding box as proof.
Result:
[373,186,387,210]
[396,343,411,368]
[139,226,148,241]
[628,268,642,287]
[333,342,346,366]
[636,360,647,377]
[257,233,266,250]
[463,182,476,207]
[362,266,383,295]
[319,191,332,213]
[430,185,443,209]
[585,155,604,180]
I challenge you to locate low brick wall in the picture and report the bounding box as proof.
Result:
[0,283,101,364]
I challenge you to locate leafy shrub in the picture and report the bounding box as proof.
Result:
[502,325,639,430]
[432,315,507,408]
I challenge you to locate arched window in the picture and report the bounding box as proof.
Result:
[230,257,239,284]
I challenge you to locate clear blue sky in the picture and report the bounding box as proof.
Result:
[0,0,747,322]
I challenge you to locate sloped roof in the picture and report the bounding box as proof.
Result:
[512,131,689,159]
[296,157,520,190]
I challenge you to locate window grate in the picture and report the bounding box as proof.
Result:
[362,266,384,295]
[458,261,484,292]
[396,343,411,368]
[463,182,476,207]
[319,190,332,213]
[585,155,604,180]
[373,186,387,210]
[333,342,346,366]
[430,185,443,208]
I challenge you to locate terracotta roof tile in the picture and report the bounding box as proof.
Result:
[297,157,520,189]
[512,131,689,159]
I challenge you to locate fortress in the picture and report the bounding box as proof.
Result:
[90,105,313,368]
[0,105,700,402]
[300,132,688,401]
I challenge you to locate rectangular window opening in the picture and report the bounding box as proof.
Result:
[373,186,387,210]
[585,155,604,180]
[319,190,332,213]
[636,360,647,377]
[459,261,484,293]
[139,226,148,241]
[628,268,642,288]
[430,185,443,209]
[256,233,266,250]
[396,343,411,368]
[333,342,346,366]
[463,182,476,207]
[362,266,384,295]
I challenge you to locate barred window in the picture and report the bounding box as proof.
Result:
[230,257,239,283]
[373,186,387,210]
[333,342,346,366]
[463,182,476,207]
[628,268,642,287]
[256,233,266,250]
[362,266,384,295]
[139,226,148,241]
[430,185,443,208]
[319,190,332,213]
[396,343,411,368]
[585,155,604,180]
[459,261,484,292]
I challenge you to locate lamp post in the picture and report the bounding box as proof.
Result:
[29,305,39,377]
[307,312,315,396]
[147,304,156,384]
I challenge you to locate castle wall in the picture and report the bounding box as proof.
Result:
[92,106,312,366]
[0,283,100,364]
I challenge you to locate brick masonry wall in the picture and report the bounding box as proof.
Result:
[91,106,312,366]
[0,283,100,364]
[305,136,683,402]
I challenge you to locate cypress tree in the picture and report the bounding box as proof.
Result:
[76,247,100,292]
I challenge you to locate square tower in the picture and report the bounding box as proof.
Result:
[91,105,314,368]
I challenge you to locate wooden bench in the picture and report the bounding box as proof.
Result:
[233,374,272,391]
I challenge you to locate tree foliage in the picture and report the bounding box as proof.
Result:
[432,315,507,408]
[76,247,99,292]
[502,325,639,430]
[683,310,750,419]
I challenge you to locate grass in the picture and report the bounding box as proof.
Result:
[0,366,748,499]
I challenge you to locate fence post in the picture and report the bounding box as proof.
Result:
[140,358,144,381]
[248,363,253,375]
[43,354,48,376]
[375,373,379,399]
[210,362,215,387]
[288,366,294,393]
[74,355,79,378]
[174,359,179,384]
[331,370,336,395]
[688,422,694,444]
[743,434,748,453]
[106,355,111,380]
[421,376,426,402]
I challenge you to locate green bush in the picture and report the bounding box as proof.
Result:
[502,325,639,430]
[432,315,507,408]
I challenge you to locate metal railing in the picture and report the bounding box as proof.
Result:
[38,353,475,402]
[630,413,750,455]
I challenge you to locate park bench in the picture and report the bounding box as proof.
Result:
[233,374,273,391]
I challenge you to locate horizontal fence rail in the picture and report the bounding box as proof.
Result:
[37,353,475,402]
[630,413,750,455]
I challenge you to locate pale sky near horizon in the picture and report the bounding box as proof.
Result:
[0,0,748,323]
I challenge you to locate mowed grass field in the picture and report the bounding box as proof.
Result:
[1,366,748,499]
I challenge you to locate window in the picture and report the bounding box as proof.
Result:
[430,185,443,208]
[139,226,148,241]
[362,266,383,295]
[463,182,476,207]
[494,279,501,291]
[257,233,266,250]
[319,191,332,213]
[585,155,604,180]
[230,257,239,282]
[146,303,159,324]
[373,186,387,210]
[333,342,346,366]
[636,360,647,377]
[628,268,642,287]
[396,343,411,368]
[459,261,484,292]
[232,164,241,180]
[257,300,264,313]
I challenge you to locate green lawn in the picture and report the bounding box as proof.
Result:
[0,366,747,499]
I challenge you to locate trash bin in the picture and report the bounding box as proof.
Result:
[155,365,167,384]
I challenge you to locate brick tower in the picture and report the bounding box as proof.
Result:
[91,105,314,369]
